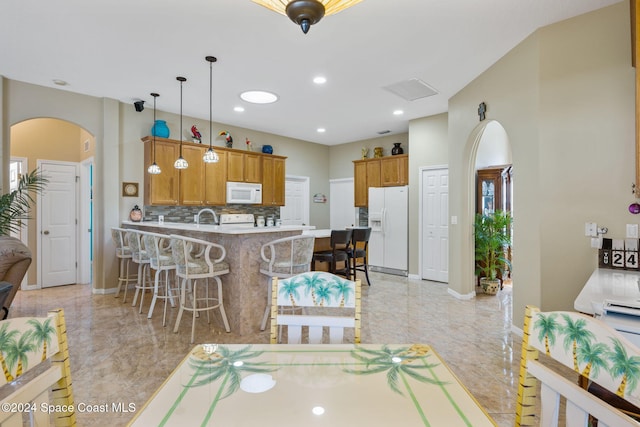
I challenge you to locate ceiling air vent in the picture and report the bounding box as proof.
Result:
[383,78,438,101]
[377,130,391,135]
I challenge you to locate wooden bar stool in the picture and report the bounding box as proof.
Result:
[312,229,352,279]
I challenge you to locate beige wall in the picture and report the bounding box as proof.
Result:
[448,2,634,328]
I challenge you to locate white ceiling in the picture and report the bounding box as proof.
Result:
[0,0,622,145]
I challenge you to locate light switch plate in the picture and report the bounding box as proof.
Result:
[627,224,639,239]
[585,222,597,237]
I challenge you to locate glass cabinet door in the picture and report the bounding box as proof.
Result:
[476,168,502,215]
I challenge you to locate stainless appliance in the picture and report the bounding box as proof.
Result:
[219,214,256,228]
[368,186,408,276]
[226,182,262,204]
[596,300,640,348]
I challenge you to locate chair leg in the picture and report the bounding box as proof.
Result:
[363,259,371,286]
[260,277,272,331]
[147,268,161,319]
[173,278,187,334]
[191,279,198,344]
[132,262,143,307]
[215,276,230,333]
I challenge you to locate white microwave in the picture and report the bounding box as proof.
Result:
[226,182,262,204]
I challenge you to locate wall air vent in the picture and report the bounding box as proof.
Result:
[383,78,438,101]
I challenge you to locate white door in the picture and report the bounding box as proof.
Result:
[329,178,357,229]
[39,161,78,287]
[421,167,449,282]
[280,176,309,225]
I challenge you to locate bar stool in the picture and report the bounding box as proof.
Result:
[258,234,315,331]
[312,229,352,279]
[111,227,137,303]
[128,229,153,313]
[348,227,372,286]
[142,231,177,326]
[170,234,231,343]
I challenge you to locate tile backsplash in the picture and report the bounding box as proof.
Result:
[142,205,280,224]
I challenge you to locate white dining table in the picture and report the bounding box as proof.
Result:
[127,343,496,426]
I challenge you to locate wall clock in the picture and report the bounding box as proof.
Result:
[122,182,139,197]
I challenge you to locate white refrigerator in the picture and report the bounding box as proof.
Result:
[368,186,408,276]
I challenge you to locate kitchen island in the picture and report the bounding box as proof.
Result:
[122,221,314,336]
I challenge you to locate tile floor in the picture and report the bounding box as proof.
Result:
[8,272,520,426]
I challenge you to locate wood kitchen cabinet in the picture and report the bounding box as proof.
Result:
[262,155,286,206]
[227,151,262,183]
[353,154,408,207]
[204,149,227,206]
[179,144,206,205]
[143,137,179,205]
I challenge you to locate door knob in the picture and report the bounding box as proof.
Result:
[43,230,50,235]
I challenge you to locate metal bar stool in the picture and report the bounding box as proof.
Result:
[111,227,138,303]
[170,234,231,343]
[128,229,153,313]
[142,231,177,326]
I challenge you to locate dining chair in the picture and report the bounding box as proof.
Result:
[312,229,352,279]
[0,308,76,426]
[258,234,315,331]
[270,271,361,344]
[0,282,12,320]
[170,234,231,343]
[111,227,137,303]
[142,231,177,326]
[348,227,372,286]
[127,229,153,313]
[516,305,640,426]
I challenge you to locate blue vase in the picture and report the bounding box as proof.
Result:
[151,120,170,138]
[262,145,273,154]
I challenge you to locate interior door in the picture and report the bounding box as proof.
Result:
[421,167,449,282]
[280,176,309,225]
[329,178,357,229]
[39,161,78,287]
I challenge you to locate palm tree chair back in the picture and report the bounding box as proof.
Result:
[0,308,75,426]
[270,271,361,344]
[516,305,640,426]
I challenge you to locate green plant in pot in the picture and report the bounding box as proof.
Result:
[474,210,512,295]
[0,169,47,319]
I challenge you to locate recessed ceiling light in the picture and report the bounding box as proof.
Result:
[393,110,404,115]
[240,90,278,104]
[234,106,245,112]
[317,128,326,133]
[313,76,327,85]
[52,79,68,86]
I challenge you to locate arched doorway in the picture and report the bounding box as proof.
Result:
[10,118,95,289]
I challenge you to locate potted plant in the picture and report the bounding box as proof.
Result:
[0,168,47,318]
[474,210,512,294]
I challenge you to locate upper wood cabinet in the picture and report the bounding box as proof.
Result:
[143,137,179,205]
[142,136,285,206]
[227,151,262,183]
[204,149,227,206]
[180,144,206,205]
[353,154,408,207]
[262,156,286,206]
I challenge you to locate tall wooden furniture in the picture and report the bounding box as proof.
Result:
[353,154,408,207]
[476,165,512,215]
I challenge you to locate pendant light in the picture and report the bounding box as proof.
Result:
[147,92,162,175]
[174,76,189,170]
[203,56,219,163]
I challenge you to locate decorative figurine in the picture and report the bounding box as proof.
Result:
[361,147,369,159]
[219,131,233,148]
[245,137,253,151]
[191,125,202,143]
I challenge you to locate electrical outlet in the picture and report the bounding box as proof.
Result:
[627,224,639,239]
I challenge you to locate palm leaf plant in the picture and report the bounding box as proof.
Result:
[474,210,512,293]
[0,169,48,236]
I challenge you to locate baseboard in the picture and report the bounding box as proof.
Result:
[447,287,476,300]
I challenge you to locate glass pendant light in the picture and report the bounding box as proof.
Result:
[174,76,189,170]
[147,92,162,175]
[203,56,219,163]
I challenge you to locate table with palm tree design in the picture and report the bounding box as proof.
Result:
[128,344,496,426]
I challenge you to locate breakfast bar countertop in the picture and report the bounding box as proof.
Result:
[121,220,315,234]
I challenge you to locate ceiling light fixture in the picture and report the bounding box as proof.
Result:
[240,90,278,104]
[174,76,189,170]
[147,93,162,175]
[203,56,220,164]
[313,76,327,84]
[253,0,363,34]
[234,106,245,112]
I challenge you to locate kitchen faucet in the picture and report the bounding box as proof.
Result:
[196,208,218,225]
